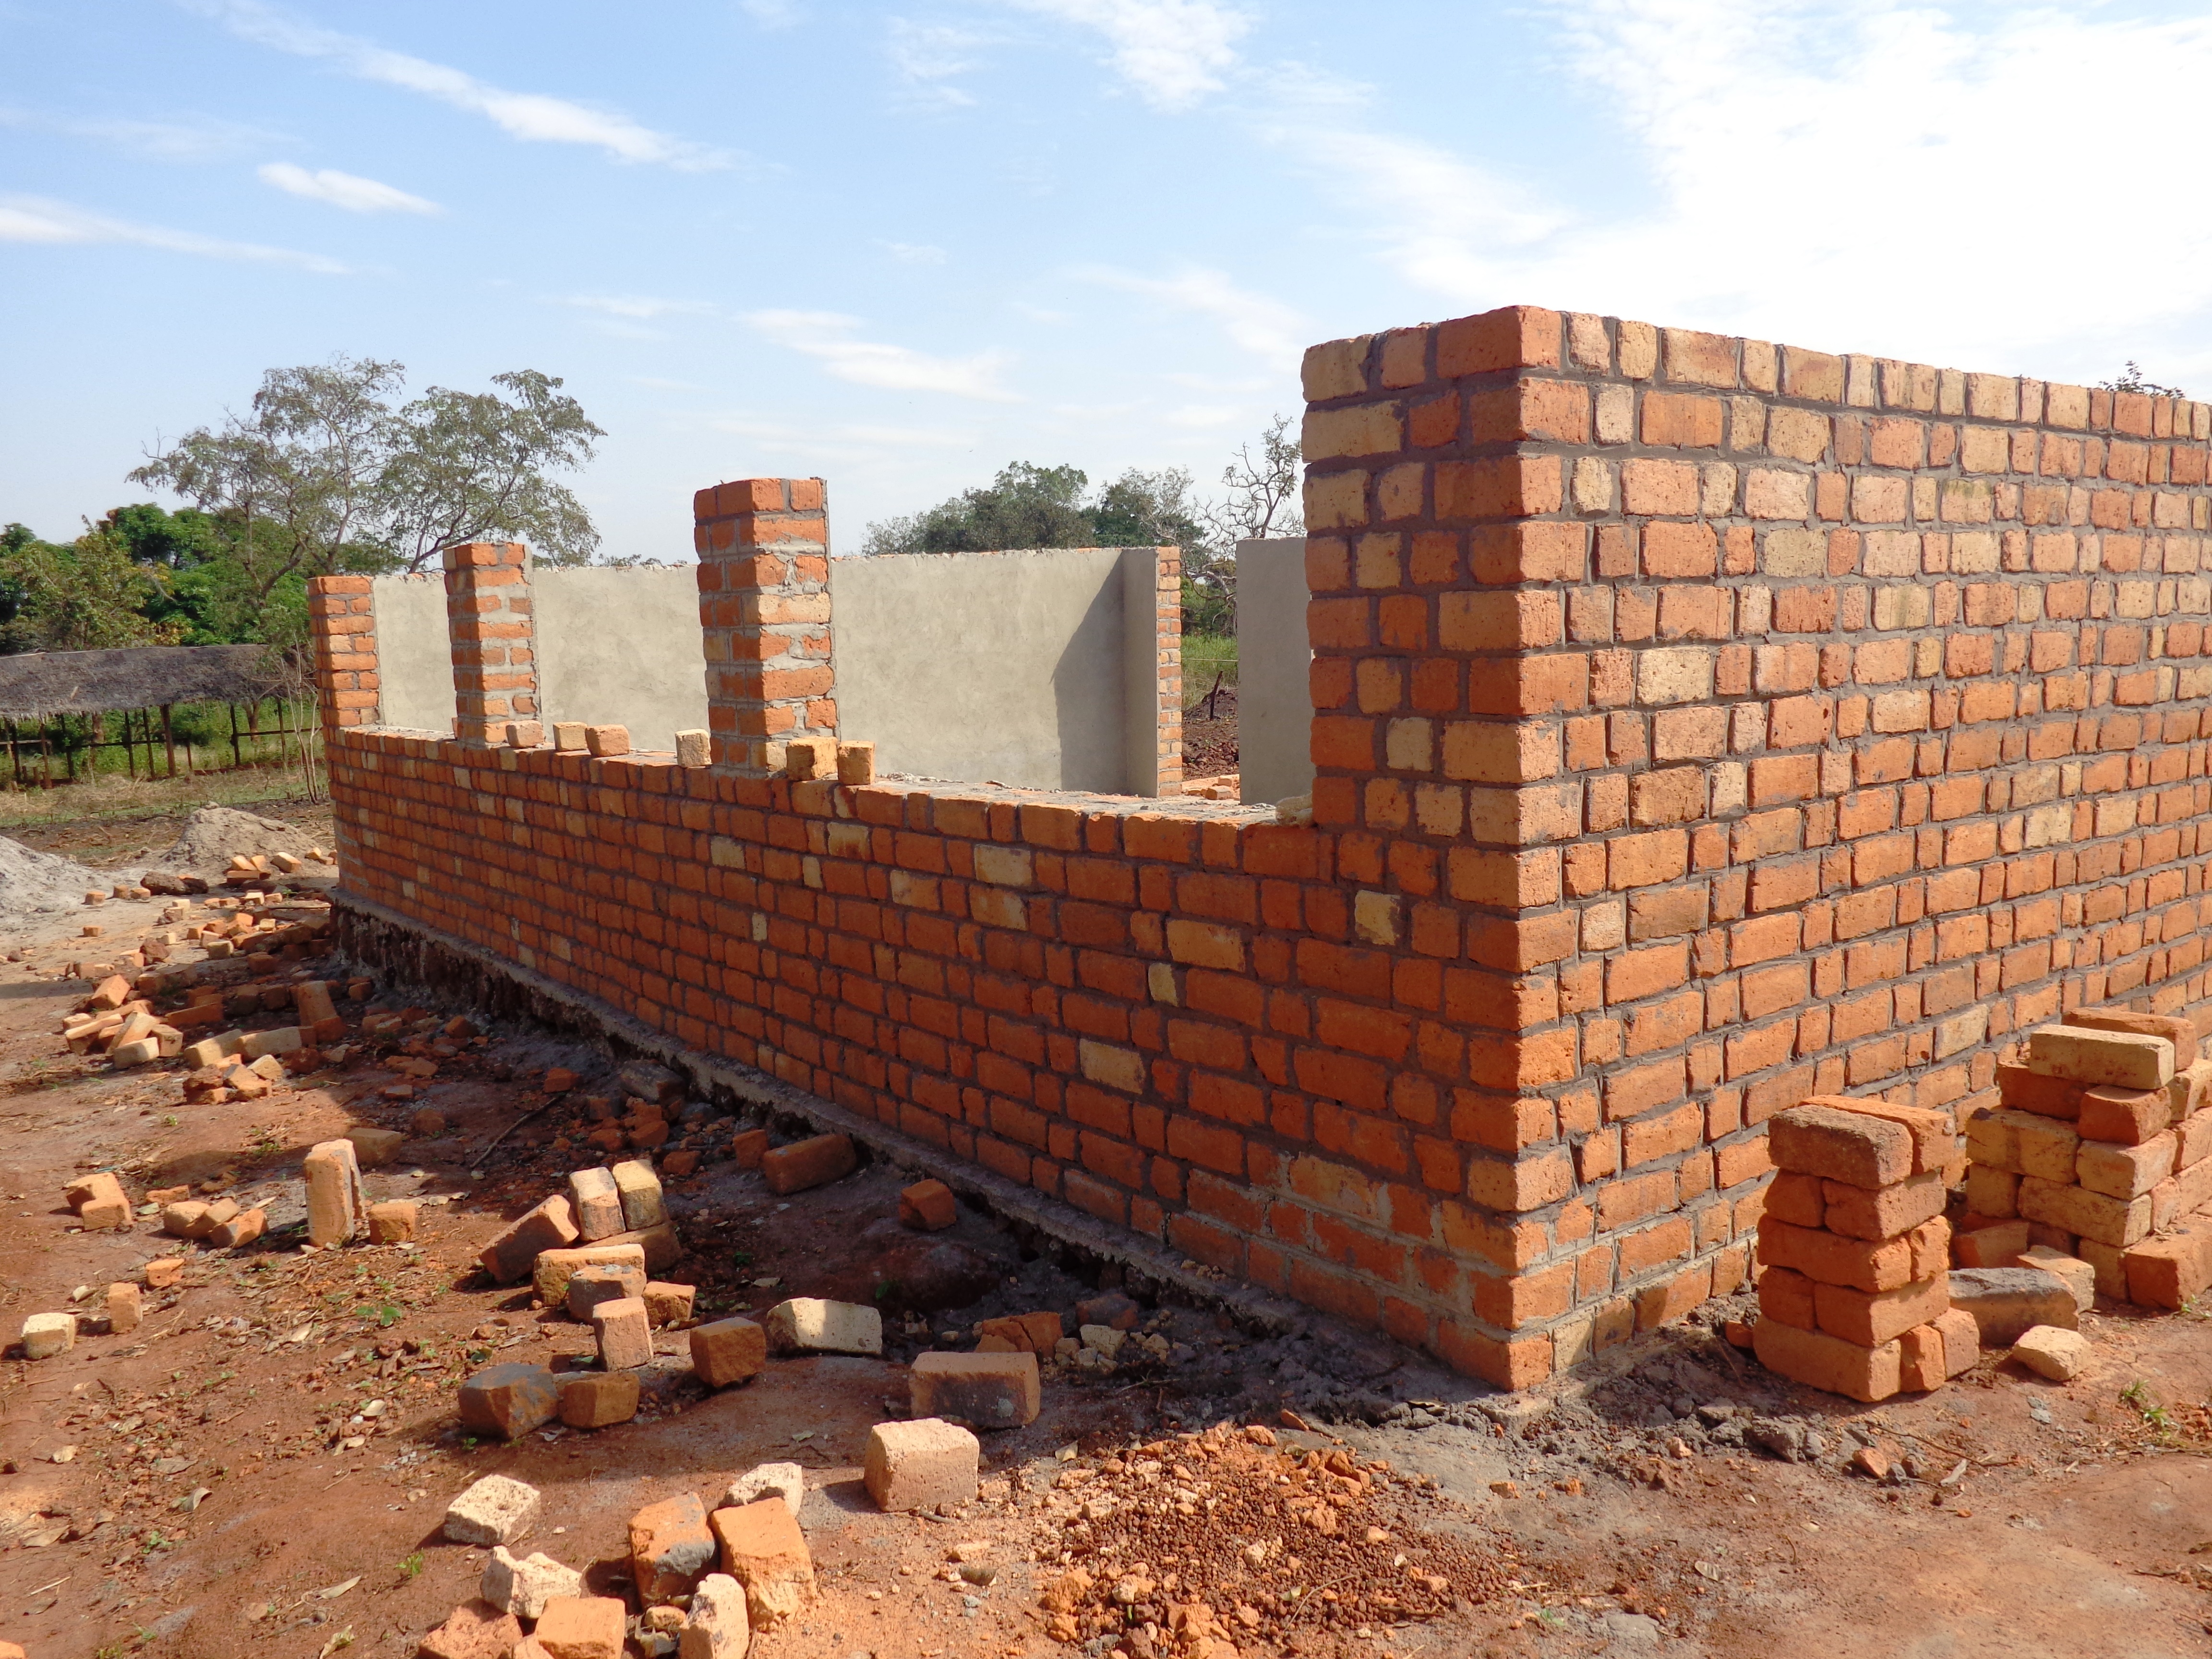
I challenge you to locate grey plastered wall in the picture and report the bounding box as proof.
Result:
[1236,537,1313,804]
[832,547,1169,794]
[368,573,457,734]
[533,566,709,752]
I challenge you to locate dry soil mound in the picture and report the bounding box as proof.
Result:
[157,805,317,872]
[0,835,108,915]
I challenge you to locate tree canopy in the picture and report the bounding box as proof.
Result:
[859,461,1208,558]
[858,416,1303,636]
[128,356,604,599]
[1,357,606,658]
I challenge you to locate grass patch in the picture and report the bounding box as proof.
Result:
[0,764,320,835]
[1183,631,1238,708]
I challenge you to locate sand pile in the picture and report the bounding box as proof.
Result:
[157,806,319,873]
[0,836,110,916]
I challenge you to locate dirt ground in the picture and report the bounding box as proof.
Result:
[3,873,2211,1659]
[1181,688,1238,782]
[3,795,334,871]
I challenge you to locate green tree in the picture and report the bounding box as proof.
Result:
[0,522,184,653]
[128,357,605,621]
[861,461,1209,557]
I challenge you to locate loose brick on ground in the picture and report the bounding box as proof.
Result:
[533,1242,648,1305]
[691,1317,768,1388]
[865,1416,981,1511]
[709,1498,817,1625]
[761,1132,857,1196]
[531,1595,628,1659]
[1946,1267,2078,1345]
[457,1364,560,1440]
[558,1371,640,1428]
[21,1312,75,1359]
[565,1261,646,1318]
[416,1599,524,1659]
[899,1177,957,1230]
[567,1167,625,1240]
[592,1296,653,1369]
[444,1474,542,1545]
[764,1297,881,1355]
[910,1349,1042,1429]
[682,1572,750,1659]
[630,1492,718,1599]
[2010,1324,2091,1381]
[479,1194,579,1284]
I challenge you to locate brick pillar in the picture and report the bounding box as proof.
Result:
[442,541,538,746]
[1153,545,1185,794]
[693,479,834,775]
[306,575,380,737]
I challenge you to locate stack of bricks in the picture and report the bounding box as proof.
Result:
[443,541,539,747]
[1961,1010,2212,1307]
[694,478,835,776]
[1753,1096,1977,1401]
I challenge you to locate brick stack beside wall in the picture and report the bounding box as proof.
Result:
[694,478,835,777]
[1962,1012,2212,1304]
[1752,1096,1975,1401]
[1299,303,2212,1380]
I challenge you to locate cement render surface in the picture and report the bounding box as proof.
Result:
[533,565,710,749]
[833,546,1154,793]
[370,573,457,735]
[1235,537,1313,805]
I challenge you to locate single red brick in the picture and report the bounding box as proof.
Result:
[899,1178,957,1230]
[761,1133,857,1195]
[1767,1104,1912,1189]
[2077,1086,2169,1145]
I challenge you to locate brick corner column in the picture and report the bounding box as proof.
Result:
[1154,544,1185,794]
[693,479,834,775]
[306,574,379,740]
[441,541,538,747]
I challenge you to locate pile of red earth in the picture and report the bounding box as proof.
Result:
[1034,1422,1523,1656]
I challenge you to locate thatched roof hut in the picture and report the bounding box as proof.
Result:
[0,645,274,720]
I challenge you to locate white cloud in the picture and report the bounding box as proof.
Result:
[559,294,718,320]
[1266,124,1566,298]
[882,240,948,264]
[744,310,1021,401]
[0,193,346,272]
[0,107,284,162]
[1076,265,1307,365]
[738,0,802,26]
[189,0,738,170]
[1285,0,2212,377]
[888,19,990,108]
[257,161,440,214]
[1005,0,1253,109]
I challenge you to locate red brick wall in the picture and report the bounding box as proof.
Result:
[1301,304,2212,1374]
[316,310,2212,1389]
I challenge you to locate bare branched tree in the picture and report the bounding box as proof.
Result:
[1187,413,1303,634]
[131,357,605,601]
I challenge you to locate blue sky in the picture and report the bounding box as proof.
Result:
[7,0,2212,562]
